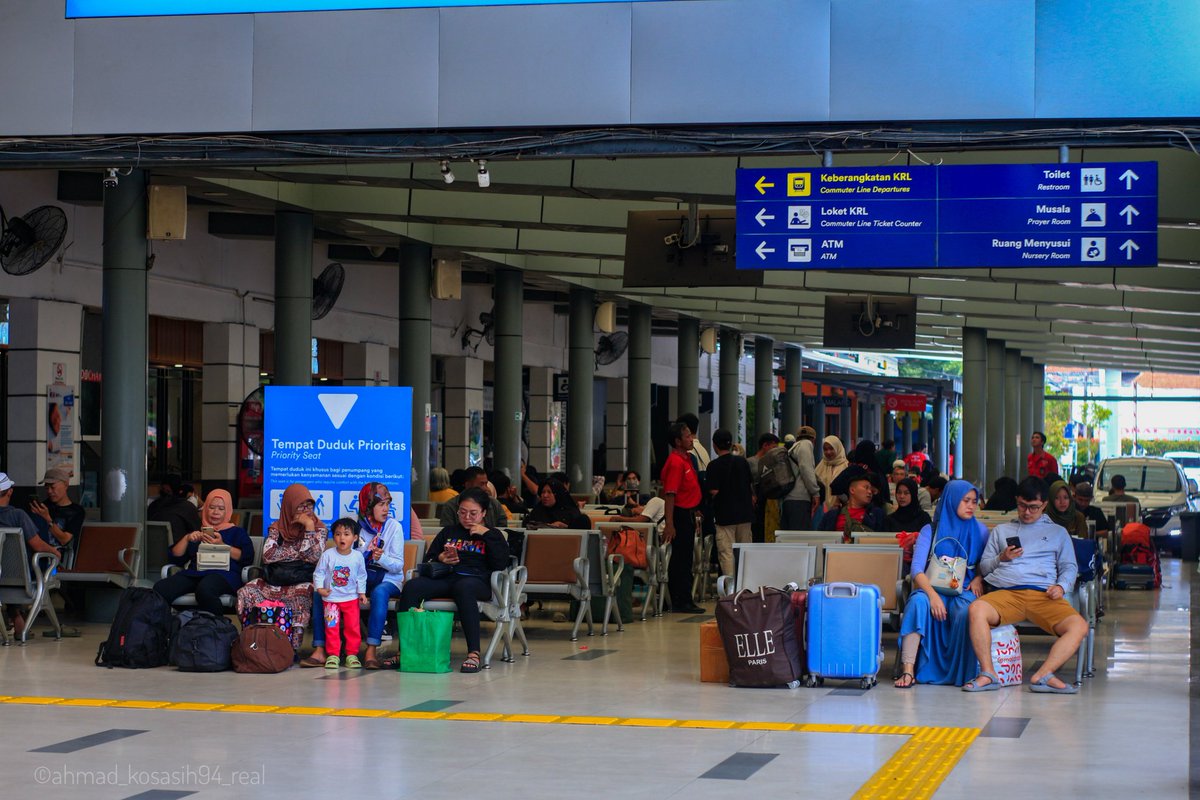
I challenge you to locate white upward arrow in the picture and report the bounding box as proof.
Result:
[1119,240,1140,261]
[755,241,775,260]
[1119,169,1139,190]
[755,208,775,227]
[1119,204,1139,225]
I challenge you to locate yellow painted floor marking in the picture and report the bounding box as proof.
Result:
[217,704,279,713]
[3,694,979,797]
[618,718,679,728]
[331,708,393,718]
[111,700,172,709]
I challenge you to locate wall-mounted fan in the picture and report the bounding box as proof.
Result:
[1,205,68,276]
[460,310,495,352]
[595,331,629,366]
[237,386,265,456]
[312,262,345,320]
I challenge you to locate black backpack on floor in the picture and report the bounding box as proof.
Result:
[95,587,173,669]
[169,610,240,672]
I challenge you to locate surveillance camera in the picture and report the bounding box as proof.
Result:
[102,168,119,189]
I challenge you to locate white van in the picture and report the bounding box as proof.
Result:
[1095,456,1200,550]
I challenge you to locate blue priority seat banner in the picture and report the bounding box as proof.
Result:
[735,162,1158,270]
[263,386,411,536]
[66,0,661,17]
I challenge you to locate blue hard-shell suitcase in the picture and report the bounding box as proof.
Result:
[805,582,883,689]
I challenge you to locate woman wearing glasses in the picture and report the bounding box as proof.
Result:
[396,487,509,673]
[237,483,326,652]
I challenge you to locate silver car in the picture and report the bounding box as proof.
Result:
[1096,456,1200,551]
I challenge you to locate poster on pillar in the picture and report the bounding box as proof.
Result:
[263,386,411,535]
[46,383,77,476]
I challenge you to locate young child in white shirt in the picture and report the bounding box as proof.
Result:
[314,518,368,669]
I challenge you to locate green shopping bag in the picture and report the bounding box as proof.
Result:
[396,606,454,674]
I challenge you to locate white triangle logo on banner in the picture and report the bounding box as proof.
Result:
[318,393,358,430]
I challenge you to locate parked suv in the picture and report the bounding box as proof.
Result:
[1095,456,1200,552]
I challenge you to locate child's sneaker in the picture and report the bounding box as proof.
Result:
[345,655,362,669]
[324,656,340,669]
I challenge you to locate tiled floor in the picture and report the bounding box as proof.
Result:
[1,559,1194,799]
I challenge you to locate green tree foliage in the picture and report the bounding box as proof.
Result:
[1044,393,1113,464]
[1121,438,1200,456]
[898,359,962,380]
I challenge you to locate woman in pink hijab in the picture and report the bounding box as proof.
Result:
[153,489,254,617]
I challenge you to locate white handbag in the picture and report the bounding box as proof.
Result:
[197,543,232,571]
[925,536,968,596]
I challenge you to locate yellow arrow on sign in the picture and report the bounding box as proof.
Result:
[755,176,775,195]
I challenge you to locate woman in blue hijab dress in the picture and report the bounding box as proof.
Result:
[893,479,989,687]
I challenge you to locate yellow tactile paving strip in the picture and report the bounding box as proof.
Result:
[1,695,978,797]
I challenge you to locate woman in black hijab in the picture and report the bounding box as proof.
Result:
[884,478,932,533]
[524,478,591,529]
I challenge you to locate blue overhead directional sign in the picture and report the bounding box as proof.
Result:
[264,386,412,536]
[735,162,1157,270]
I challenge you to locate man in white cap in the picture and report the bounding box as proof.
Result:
[30,465,84,552]
[0,472,61,636]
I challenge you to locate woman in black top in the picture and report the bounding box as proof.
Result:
[524,479,591,530]
[398,487,509,673]
[884,478,933,533]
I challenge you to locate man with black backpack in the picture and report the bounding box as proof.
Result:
[706,429,754,578]
[747,433,784,543]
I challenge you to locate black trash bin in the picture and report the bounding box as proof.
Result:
[1180,512,1200,562]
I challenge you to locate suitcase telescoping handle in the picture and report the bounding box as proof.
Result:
[823,582,859,598]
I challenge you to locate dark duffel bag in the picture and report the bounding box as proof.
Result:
[715,587,803,688]
[170,610,239,672]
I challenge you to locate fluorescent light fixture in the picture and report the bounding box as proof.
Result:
[440,160,455,184]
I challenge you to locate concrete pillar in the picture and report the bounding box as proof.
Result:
[1020,356,1034,470]
[1033,363,1046,438]
[718,328,740,442]
[101,170,148,522]
[492,268,523,482]
[901,411,913,456]
[606,378,628,471]
[962,327,987,487]
[677,317,699,422]
[6,299,83,490]
[840,397,852,449]
[627,304,652,486]
[566,287,594,493]
[754,337,774,439]
[398,243,432,495]
[986,338,1007,486]
[342,342,389,386]
[1005,348,1022,479]
[934,391,949,475]
[953,403,964,479]
[782,347,802,437]
[273,211,313,388]
[813,381,826,445]
[526,367,557,474]
[201,323,260,496]
[443,357,483,471]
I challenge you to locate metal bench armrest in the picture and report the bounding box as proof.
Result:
[118,547,140,579]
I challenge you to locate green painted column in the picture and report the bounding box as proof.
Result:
[567,287,595,493]
[627,303,652,487]
[986,338,1007,486]
[962,327,987,487]
[273,211,313,387]
[493,268,523,482]
[1033,363,1046,437]
[1005,348,1022,480]
[677,316,699,421]
[101,169,148,522]
[719,328,740,442]
[782,347,802,437]
[398,243,432,497]
[1020,356,1035,469]
[754,337,774,439]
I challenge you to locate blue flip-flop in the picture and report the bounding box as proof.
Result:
[962,671,1000,692]
[1029,674,1078,694]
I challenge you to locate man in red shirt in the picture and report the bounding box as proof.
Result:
[904,442,930,473]
[1027,431,1059,480]
[661,421,705,615]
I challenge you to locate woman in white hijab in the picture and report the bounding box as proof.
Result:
[814,435,850,511]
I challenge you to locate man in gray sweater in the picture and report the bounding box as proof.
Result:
[963,477,1088,694]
